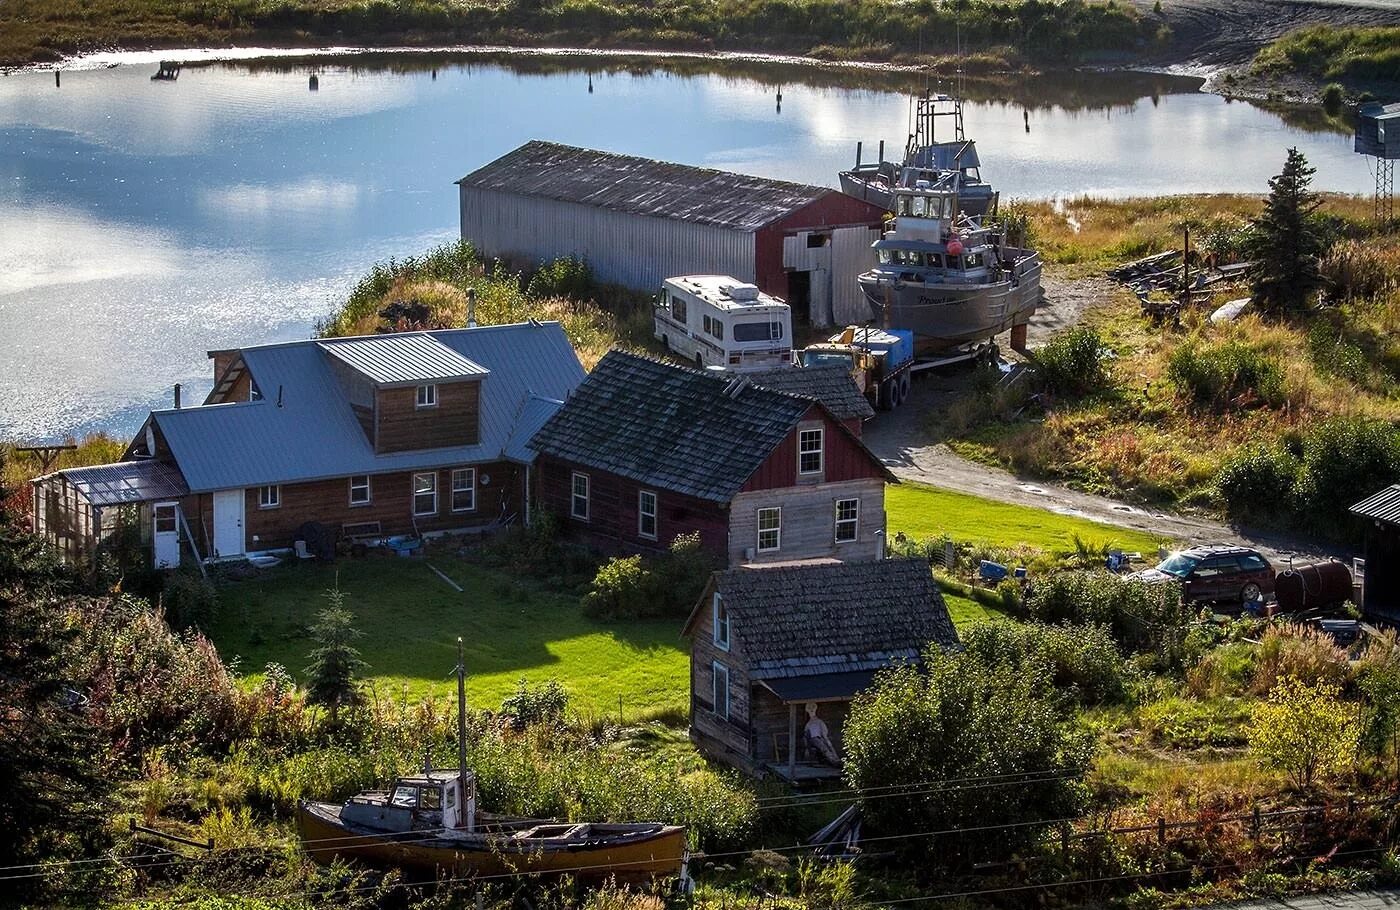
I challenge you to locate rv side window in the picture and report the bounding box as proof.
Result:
[670,293,687,324]
[712,319,724,341]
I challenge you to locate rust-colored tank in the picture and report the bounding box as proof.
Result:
[1274,560,1354,614]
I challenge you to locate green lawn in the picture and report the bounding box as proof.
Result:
[208,556,689,718]
[886,481,1167,554]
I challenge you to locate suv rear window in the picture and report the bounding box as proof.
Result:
[1239,554,1269,571]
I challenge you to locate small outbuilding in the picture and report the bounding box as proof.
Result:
[457,141,887,326]
[682,557,958,781]
[1349,484,1400,623]
[1355,101,1400,159]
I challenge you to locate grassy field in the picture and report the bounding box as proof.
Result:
[0,0,1157,69]
[886,480,1167,554]
[209,554,690,718]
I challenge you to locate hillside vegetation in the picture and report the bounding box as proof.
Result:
[0,0,1160,69]
[1253,24,1400,86]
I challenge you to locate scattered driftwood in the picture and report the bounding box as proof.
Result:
[1107,250,1254,321]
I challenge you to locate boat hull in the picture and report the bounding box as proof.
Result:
[296,801,686,882]
[858,255,1042,349]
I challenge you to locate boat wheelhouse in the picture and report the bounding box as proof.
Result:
[857,180,1041,351]
[654,275,792,372]
[839,92,998,217]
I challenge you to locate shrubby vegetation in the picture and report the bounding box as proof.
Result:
[1033,325,1115,397]
[582,532,717,620]
[1254,24,1400,85]
[1023,571,1193,669]
[960,620,1129,705]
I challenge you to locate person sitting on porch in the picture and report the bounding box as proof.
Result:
[804,702,840,767]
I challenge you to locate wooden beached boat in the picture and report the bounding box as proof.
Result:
[296,641,687,882]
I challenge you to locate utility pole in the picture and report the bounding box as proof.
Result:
[456,636,467,780]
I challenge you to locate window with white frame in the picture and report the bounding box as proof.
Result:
[571,472,590,521]
[798,428,824,474]
[638,489,658,540]
[257,485,280,509]
[416,383,437,408]
[835,498,859,543]
[712,661,730,720]
[413,472,437,515]
[451,468,476,513]
[757,506,781,552]
[349,475,371,506]
[712,593,730,651]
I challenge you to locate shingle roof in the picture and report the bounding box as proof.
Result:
[147,323,584,492]
[318,334,488,386]
[456,141,833,232]
[688,558,958,679]
[748,366,876,422]
[1351,485,1400,525]
[39,460,189,507]
[529,350,870,502]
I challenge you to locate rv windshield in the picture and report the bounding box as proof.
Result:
[733,321,783,342]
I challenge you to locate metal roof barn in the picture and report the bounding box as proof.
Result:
[456,141,888,326]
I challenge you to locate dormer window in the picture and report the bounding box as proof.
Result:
[712,593,730,651]
[416,384,437,408]
[799,428,823,475]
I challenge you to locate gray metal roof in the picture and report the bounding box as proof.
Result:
[1351,484,1400,525]
[503,394,564,464]
[318,334,489,386]
[44,460,189,507]
[457,140,833,232]
[148,322,584,492]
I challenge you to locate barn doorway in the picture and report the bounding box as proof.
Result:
[786,270,812,328]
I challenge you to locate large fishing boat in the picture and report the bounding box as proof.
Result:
[857,177,1041,349]
[839,91,997,217]
[296,642,687,882]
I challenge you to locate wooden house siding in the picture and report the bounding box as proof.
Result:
[375,380,481,454]
[178,460,521,554]
[689,603,754,765]
[536,455,730,557]
[728,478,885,565]
[738,407,884,493]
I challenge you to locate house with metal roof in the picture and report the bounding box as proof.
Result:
[32,322,584,569]
[527,350,896,566]
[1349,484,1400,623]
[682,557,957,780]
[457,141,887,327]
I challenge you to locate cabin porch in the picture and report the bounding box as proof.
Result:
[753,670,875,784]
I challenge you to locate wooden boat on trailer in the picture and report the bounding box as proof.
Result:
[296,639,687,882]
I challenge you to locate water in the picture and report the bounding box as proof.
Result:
[0,52,1377,440]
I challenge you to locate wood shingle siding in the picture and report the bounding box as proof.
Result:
[375,380,481,453]
[728,479,885,565]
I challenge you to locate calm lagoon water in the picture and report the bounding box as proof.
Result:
[0,53,1376,439]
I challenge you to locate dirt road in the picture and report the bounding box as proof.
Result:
[1134,0,1400,68]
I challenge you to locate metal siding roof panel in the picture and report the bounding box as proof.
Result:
[318,334,489,385]
[1351,484,1400,524]
[152,323,584,492]
[55,460,190,506]
[458,141,831,232]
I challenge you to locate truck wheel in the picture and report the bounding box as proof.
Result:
[898,374,912,404]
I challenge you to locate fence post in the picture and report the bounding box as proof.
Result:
[1158,817,1166,845]
[1252,806,1261,840]
[1061,822,1071,857]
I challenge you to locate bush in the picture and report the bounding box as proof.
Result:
[1252,623,1351,694]
[1023,571,1193,669]
[526,256,595,299]
[1215,444,1302,526]
[161,569,219,631]
[580,555,649,621]
[1355,630,1400,756]
[1321,82,1344,112]
[581,533,718,620]
[1248,677,1360,789]
[1187,641,1258,698]
[843,648,1092,865]
[1166,340,1285,411]
[500,677,570,728]
[960,620,1128,705]
[1034,326,1114,397]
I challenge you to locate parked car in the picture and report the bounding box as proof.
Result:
[1128,544,1275,605]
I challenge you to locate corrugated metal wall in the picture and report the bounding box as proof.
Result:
[460,187,756,291]
[831,226,880,325]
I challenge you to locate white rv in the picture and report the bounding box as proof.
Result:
[653,275,792,372]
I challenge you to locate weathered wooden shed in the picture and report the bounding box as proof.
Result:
[1350,484,1400,623]
[456,141,886,326]
[683,557,958,781]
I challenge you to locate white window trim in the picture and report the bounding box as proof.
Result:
[712,593,730,651]
[349,475,371,507]
[257,485,280,510]
[798,427,824,475]
[835,497,860,544]
[416,383,438,409]
[571,472,590,521]
[451,467,477,513]
[712,661,730,721]
[638,489,658,540]
[757,506,781,553]
[413,472,438,516]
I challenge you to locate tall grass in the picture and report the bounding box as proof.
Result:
[1254,25,1400,83]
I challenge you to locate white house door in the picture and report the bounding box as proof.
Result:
[212,489,245,558]
[152,502,180,569]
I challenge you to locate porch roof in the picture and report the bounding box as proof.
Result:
[43,460,189,507]
[758,670,878,703]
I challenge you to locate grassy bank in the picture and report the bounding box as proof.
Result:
[1253,24,1400,87]
[0,0,1161,70]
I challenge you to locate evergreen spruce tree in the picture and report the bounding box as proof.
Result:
[1248,147,1325,316]
[304,588,368,720]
